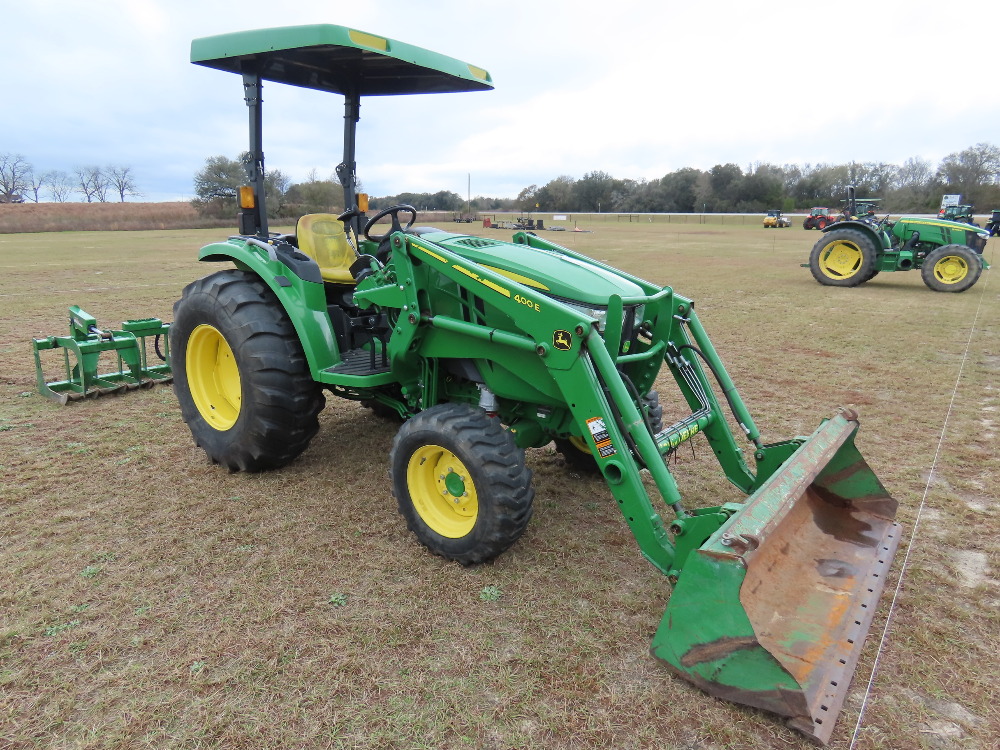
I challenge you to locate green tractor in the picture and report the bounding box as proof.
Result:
[938,203,978,225]
[810,189,990,292]
[987,209,1000,237]
[173,25,901,743]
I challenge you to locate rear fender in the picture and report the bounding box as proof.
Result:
[822,219,890,249]
[198,239,340,373]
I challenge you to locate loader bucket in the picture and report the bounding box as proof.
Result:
[651,410,901,744]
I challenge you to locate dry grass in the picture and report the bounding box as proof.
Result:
[1,218,998,749]
[0,203,505,235]
[0,203,234,234]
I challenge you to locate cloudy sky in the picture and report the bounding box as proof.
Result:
[3,0,996,202]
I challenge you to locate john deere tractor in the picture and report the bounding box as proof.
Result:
[938,203,978,225]
[173,25,901,744]
[809,189,990,292]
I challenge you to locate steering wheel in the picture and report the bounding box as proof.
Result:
[363,204,417,243]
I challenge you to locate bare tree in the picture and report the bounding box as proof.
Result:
[26,170,45,202]
[264,168,290,215]
[107,165,141,202]
[936,143,1000,208]
[888,157,937,211]
[43,170,75,202]
[0,152,32,202]
[75,165,110,202]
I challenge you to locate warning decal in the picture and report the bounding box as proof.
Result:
[586,416,617,458]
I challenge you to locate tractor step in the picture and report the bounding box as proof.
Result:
[327,347,392,376]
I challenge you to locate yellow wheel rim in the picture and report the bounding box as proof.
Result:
[568,435,593,455]
[186,324,241,430]
[933,255,969,285]
[407,445,478,538]
[819,240,863,279]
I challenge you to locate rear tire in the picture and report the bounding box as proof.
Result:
[809,229,878,287]
[860,267,880,283]
[391,403,534,565]
[921,245,982,293]
[171,269,325,471]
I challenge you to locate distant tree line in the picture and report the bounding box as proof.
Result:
[192,155,517,218]
[191,142,1000,220]
[0,153,141,203]
[516,143,1000,214]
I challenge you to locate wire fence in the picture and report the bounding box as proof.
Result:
[445,211,954,227]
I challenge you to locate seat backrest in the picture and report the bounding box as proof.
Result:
[296,214,356,284]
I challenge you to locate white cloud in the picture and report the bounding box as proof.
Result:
[2,0,997,201]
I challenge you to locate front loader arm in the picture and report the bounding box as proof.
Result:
[353,232,792,575]
[354,231,902,742]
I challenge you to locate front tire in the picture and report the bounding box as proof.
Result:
[809,229,878,287]
[921,245,982,293]
[171,270,325,471]
[391,403,534,565]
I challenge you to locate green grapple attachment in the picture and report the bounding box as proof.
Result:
[32,306,172,404]
[653,410,900,744]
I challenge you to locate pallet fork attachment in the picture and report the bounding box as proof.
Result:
[32,306,172,404]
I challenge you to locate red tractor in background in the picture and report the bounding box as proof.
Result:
[803,207,839,230]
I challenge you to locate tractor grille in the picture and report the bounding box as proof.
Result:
[453,238,503,249]
[966,230,987,254]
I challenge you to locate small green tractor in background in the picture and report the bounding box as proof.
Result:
[172,25,901,743]
[938,203,978,226]
[838,195,880,221]
[809,188,991,292]
[987,209,1000,236]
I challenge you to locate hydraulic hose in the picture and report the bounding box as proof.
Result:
[618,367,658,442]
[676,343,763,450]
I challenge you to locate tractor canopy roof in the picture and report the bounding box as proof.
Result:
[190,24,493,96]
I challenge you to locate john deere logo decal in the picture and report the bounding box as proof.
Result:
[553,330,572,351]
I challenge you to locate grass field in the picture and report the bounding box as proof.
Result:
[1,219,997,749]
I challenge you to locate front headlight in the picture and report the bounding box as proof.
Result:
[558,299,608,332]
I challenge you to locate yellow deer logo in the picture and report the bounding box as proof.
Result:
[553,330,572,351]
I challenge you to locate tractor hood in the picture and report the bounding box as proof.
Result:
[897,216,989,235]
[894,216,990,250]
[424,232,646,305]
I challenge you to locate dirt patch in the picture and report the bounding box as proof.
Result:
[950,550,990,589]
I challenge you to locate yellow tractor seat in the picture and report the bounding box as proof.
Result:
[296,214,357,284]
